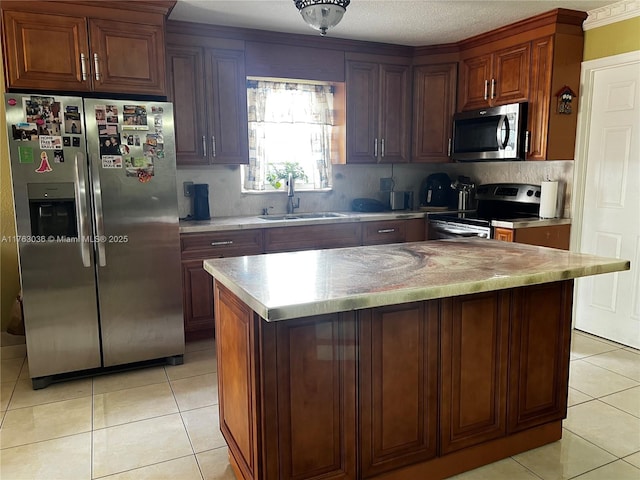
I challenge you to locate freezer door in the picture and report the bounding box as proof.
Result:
[82,99,184,366]
[4,93,101,378]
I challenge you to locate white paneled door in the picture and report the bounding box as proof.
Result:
[574,52,640,348]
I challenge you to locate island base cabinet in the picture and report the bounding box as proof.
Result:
[508,282,573,432]
[359,302,438,477]
[213,280,573,480]
[440,292,511,455]
[215,282,357,480]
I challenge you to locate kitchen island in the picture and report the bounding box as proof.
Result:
[204,239,629,480]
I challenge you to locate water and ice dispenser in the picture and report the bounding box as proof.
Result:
[27,183,78,238]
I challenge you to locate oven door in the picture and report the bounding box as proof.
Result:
[428,219,491,240]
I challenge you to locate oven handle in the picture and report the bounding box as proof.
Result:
[430,225,488,239]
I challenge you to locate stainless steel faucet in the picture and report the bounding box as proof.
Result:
[286,173,300,214]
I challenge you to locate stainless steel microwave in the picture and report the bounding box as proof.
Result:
[451,102,528,161]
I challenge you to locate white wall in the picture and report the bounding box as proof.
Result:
[176,160,573,219]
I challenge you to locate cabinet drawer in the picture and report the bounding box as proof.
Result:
[265,223,362,253]
[181,230,264,259]
[514,224,570,250]
[362,220,407,245]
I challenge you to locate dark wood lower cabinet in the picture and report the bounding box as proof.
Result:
[271,314,357,480]
[508,282,573,432]
[214,280,572,480]
[440,291,510,454]
[181,260,215,340]
[359,302,438,477]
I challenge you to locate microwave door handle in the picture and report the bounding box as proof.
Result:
[496,115,509,149]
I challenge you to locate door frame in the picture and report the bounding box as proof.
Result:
[570,49,640,328]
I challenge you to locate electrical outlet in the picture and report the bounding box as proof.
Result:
[380,177,394,191]
[183,181,194,197]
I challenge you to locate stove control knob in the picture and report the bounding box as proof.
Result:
[527,189,534,196]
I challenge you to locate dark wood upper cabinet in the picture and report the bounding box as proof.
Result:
[167,45,249,166]
[87,19,166,95]
[1,3,169,95]
[166,45,208,165]
[205,49,249,165]
[412,63,457,163]
[2,11,91,92]
[456,9,586,160]
[346,55,411,164]
[458,42,530,111]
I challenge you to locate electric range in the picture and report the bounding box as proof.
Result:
[428,183,542,239]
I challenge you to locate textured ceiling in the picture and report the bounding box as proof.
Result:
[169,0,615,46]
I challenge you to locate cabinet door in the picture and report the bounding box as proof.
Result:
[359,302,438,477]
[440,291,510,454]
[514,224,571,250]
[494,227,515,243]
[266,313,357,480]
[88,19,166,95]
[346,61,379,163]
[205,49,249,164]
[458,54,492,111]
[167,46,209,165]
[182,260,215,340]
[2,10,91,92]
[412,63,457,163]
[508,281,573,432]
[492,43,530,106]
[527,36,553,161]
[378,64,411,163]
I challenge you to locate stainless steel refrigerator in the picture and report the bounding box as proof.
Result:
[5,94,184,389]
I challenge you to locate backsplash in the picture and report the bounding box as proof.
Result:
[176,160,573,219]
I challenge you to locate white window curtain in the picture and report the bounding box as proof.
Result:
[244,80,334,191]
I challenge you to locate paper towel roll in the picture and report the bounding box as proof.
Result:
[540,181,558,218]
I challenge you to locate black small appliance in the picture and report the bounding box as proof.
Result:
[420,173,454,208]
[193,183,211,220]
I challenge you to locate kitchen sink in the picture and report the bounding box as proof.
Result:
[259,212,346,221]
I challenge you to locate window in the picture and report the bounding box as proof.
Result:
[243,79,336,192]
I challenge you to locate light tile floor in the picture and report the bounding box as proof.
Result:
[0,330,638,479]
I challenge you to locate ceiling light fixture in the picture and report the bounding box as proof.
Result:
[293,0,350,36]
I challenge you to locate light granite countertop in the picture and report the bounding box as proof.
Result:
[491,217,572,229]
[180,211,571,234]
[179,211,429,233]
[203,238,629,322]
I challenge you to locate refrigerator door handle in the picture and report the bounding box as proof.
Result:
[91,156,107,267]
[74,153,92,267]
